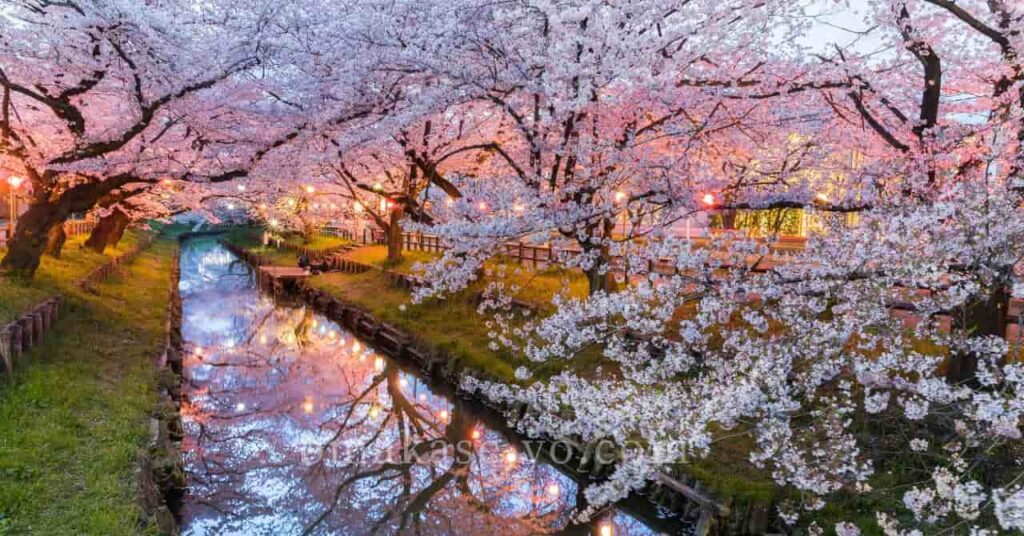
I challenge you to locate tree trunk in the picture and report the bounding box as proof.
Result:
[44,222,67,259]
[0,202,67,276]
[584,218,615,296]
[948,284,1010,384]
[386,209,405,264]
[84,209,129,254]
[1,175,133,277]
[107,213,130,249]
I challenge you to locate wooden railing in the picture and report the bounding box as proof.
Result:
[0,218,94,249]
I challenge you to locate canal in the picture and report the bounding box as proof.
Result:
[177,238,682,535]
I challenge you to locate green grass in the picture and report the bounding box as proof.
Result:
[0,237,173,535]
[282,234,352,251]
[311,269,521,381]
[0,233,144,325]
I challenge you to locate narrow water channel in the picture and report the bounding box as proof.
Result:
[178,238,679,535]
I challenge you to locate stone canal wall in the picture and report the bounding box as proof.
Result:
[220,240,778,535]
[136,241,186,535]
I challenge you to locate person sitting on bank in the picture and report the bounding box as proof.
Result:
[298,253,311,273]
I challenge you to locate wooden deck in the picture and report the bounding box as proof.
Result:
[258,266,310,280]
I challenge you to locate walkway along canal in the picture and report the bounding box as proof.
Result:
[177,237,687,535]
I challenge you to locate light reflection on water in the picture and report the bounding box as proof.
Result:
[178,239,664,535]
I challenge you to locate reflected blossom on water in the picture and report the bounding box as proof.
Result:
[178,240,672,535]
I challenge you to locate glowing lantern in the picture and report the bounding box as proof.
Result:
[303,399,314,414]
[374,356,385,372]
[547,483,560,497]
[352,341,361,353]
[599,524,613,536]
[613,190,627,204]
[471,429,481,440]
[702,193,716,207]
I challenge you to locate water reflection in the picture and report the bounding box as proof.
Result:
[179,239,663,535]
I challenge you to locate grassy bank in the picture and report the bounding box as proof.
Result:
[0,233,145,325]
[0,236,173,534]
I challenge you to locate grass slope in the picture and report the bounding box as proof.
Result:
[0,238,173,535]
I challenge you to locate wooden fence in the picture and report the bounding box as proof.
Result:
[0,218,95,249]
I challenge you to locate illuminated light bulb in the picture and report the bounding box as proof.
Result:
[353,202,363,214]
[369,405,380,418]
[227,203,236,210]
[547,483,560,497]
[379,199,388,212]
[312,319,319,328]
[194,346,204,356]
[352,341,361,353]
[815,192,829,203]
[328,330,337,339]
[477,201,487,211]
[373,181,383,191]
[418,393,427,402]
[269,219,279,227]
[702,193,716,207]
[399,377,408,388]
[303,399,314,414]
[374,357,385,372]
[259,334,267,345]
[613,190,627,203]
[504,449,518,465]
[599,524,613,536]
[438,409,449,422]
[446,198,454,207]
[305,185,316,194]
[236,402,246,412]
[237,184,246,192]
[471,429,481,440]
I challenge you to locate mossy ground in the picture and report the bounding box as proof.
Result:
[0,233,174,535]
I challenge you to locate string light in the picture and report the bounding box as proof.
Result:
[702,193,716,207]
[303,399,314,414]
[599,523,613,536]
[614,190,627,204]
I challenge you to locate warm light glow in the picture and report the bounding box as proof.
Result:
[380,199,388,212]
[513,202,524,213]
[438,409,449,422]
[269,219,279,227]
[816,192,829,203]
[259,334,267,345]
[446,198,454,207]
[353,341,361,353]
[547,483,560,497]
[237,184,246,192]
[374,356,385,372]
[504,448,518,465]
[373,181,383,191]
[599,524,613,536]
[353,201,364,214]
[369,404,380,418]
[613,190,627,204]
[227,203,236,210]
[702,193,716,207]
[477,201,487,211]
[399,377,408,388]
[303,399,314,414]
[305,185,316,194]
[194,346,204,356]
[471,429,481,440]
[418,393,427,402]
